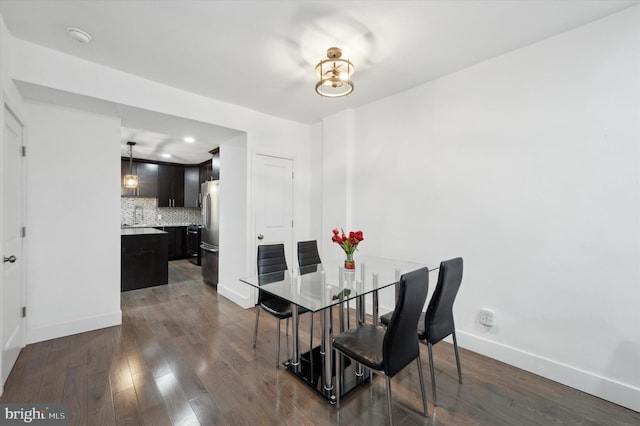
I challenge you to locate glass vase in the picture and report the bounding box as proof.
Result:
[344,253,355,270]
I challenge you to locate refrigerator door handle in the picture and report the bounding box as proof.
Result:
[205,194,211,229]
[202,194,207,226]
[200,244,219,253]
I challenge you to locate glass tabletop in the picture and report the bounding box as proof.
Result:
[239,255,435,312]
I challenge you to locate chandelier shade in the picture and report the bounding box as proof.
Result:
[315,47,354,98]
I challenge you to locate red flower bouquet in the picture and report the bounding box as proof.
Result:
[331,228,364,269]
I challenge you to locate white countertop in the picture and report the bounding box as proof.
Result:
[121,227,168,236]
[120,223,199,229]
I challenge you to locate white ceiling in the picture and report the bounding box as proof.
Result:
[1,0,638,161]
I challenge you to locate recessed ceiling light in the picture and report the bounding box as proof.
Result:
[184,137,195,143]
[162,153,171,158]
[67,26,93,43]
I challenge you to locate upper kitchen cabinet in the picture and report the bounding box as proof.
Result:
[198,148,220,185]
[184,167,200,208]
[121,159,158,197]
[158,164,184,207]
[137,162,159,197]
[199,158,213,185]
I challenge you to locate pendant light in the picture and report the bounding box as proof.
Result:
[123,141,138,188]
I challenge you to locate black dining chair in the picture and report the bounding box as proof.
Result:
[297,240,321,344]
[297,240,322,269]
[253,244,310,367]
[380,257,464,406]
[332,267,430,425]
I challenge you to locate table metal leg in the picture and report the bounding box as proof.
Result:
[323,306,333,392]
[291,303,299,369]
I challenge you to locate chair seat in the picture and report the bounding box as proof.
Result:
[380,310,428,337]
[332,324,385,371]
[259,297,309,319]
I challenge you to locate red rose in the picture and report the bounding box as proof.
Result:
[332,228,339,235]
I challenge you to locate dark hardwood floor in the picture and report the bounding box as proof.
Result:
[2,260,638,425]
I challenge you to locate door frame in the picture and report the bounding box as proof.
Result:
[249,149,297,278]
[1,94,28,393]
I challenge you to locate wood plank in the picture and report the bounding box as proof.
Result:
[87,370,116,426]
[62,364,88,426]
[113,387,142,426]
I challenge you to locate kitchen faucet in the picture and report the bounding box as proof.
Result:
[133,205,144,225]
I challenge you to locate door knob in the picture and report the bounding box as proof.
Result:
[3,255,17,264]
[257,234,264,240]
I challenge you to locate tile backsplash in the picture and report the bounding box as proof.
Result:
[121,197,201,225]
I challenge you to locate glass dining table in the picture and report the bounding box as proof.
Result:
[239,255,436,404]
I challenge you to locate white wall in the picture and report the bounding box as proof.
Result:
[24,100,122,343]
[309,122,324,251]
[217,134,249,306]
[325,6,640,410]
[321,110,355,262]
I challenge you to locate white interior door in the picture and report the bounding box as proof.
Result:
[254,154,294,269]
[2,106,25,385]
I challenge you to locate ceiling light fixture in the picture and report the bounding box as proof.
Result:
[124,142,138,188]
[162,153,172,158]
[184,136,195,143]
[66,26,93,43]
[315,47,354,98]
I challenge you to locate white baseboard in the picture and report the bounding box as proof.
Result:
[26,310,122,344]
[218,282,253,309]
[457,330,640,413]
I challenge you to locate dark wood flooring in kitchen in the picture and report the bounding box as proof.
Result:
[2,260,638,425]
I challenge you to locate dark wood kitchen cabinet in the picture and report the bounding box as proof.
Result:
[121,159,158,198]
[198,148,220,186]
[122,159,201,207]
[184,166,200,208]
[121,229,168,291]
[199,159,212,186]
[158,164,184,207]
[155,226,187,260]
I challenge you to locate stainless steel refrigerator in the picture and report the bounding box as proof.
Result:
[200,180,219,285]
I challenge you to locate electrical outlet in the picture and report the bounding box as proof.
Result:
[479,309,494,327]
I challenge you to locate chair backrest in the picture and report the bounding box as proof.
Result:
[257,244,288,274]
[257,244,288,304]
[297,240,321,267]
[383,267,429,377]
[423,257,463,344]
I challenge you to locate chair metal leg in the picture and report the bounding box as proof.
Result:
[285,318,289,336]
[276,319,281,367]
[428,342,437,406]
[385,376,394,426]
[416,356,428,417]
[453,331,463,384]
[253,307,260,348]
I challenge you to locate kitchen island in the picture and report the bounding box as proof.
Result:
[121,227,168,291]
